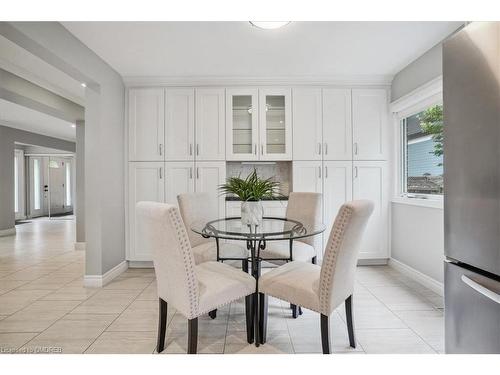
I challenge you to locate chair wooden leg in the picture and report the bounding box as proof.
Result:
[320,314,331,354]
[259,293,268,344]
[187,318,198,354]
[345,295,356,348]
[311,256,317,265]
[245,295,254,343]
[156,298,167,353]
[208,309,217,319]
[291,304,298,318]
[298,306,303,315]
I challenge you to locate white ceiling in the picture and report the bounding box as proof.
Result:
[0,35,85,105]
[0,99,76,141]
[62,21,463,80]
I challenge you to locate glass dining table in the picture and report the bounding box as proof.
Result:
[191,216,325,347]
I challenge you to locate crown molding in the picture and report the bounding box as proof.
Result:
[123,74,393,87]
[390,76,443,113]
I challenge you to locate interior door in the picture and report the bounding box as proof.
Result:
[259,88,292,161]
[128,88,165,161]
[352,89,388,160]
[292,88,323,160]
[323,89,352,160]
[195,161,226,219]
[323,161,353,250]
[165,88,195,161]
[128,162,165,261]
[353,160,388,259]
[195,88,225,161]
[226,88,259,161]
[165,161,195,207]
[29,156,44,217]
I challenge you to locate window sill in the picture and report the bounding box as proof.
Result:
[391,196,443,210]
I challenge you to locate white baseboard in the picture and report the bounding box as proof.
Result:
[83,261,128,288]
[0,227,16,237]
[358,258,388,266]
[74,242,86,251]
[128,261,154,268]
[389,258,444,296]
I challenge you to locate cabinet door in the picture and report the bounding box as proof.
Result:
[323,89,352,160]
[292,88,323,160]
[352,89,388,160]
[226,88,259,161]
[195,88,225,161]
[195,161,226,219]
[226,201,241,217]
[353,161,388,260]
[128,162,165,261]
[323,161,353,251]
[259,88,292,161]
[165,88,195,161]
[292,161,323,194]
[165,162,195,206]
[128,88,165,161]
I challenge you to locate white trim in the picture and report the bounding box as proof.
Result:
[123,75,393,87]
[390,76,443,113]
[0,227,16,237]
[128,260,154,268]
[392,196,443,209]
[83,260,128,288]
[357,258,389,266]
[74,241,86,251]
[389,258,444,296]
[407,134,432,145]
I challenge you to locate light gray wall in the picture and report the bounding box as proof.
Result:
[391,203,444,283]
[75,120,85,243]
[0,125,75,230]
[1,22,126,276]
[391,43,443,101]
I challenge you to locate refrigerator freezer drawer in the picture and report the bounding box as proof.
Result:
[445,261,500,353]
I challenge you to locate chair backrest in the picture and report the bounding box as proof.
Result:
[136,201,199,319]
[286,192,322,250]
[318,200,374,315]
[177,192,217,248]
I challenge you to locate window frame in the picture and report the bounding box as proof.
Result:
[391,84,444,208]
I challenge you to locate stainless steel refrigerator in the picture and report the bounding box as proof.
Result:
[443,21,500,354]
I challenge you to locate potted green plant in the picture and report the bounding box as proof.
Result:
[219,169,281,225]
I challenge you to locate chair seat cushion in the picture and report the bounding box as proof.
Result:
[192,242,248,264]
[259,261,321,313]
[197,261,256,315]
[260,240,315,262]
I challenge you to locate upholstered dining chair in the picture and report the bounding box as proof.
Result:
[259,200,374,354]
[260,192,322,318]
[136,201,256,354]
[178,192,248,266]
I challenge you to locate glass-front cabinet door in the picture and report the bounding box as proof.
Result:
[226,88,259,160]
[259,88,292,160]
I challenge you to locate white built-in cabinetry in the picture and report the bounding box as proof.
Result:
[127,88,226,261]
[292,87,389,261]
[226,88,292,161]
[127,85,389,263]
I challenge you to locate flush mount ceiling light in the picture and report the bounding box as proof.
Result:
[249,21,290,30]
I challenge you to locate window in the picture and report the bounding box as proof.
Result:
[33,158,41,210]
[401,104,443,197]
[14,156,19,213]
[65,161,71,206]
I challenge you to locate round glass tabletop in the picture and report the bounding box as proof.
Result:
[191,217,326,241]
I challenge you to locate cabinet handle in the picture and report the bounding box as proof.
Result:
[196,167,199,179]
[318,165,322,179]
[189,144,193,156]
[159,144,163,156]
[261,144,264,155]
[196,144,199,156]
[318,142,322,155]
[159,167,162,179]
[190,167,193,179]
[254,144,257,155]
[324,143,328,155]
[354,166,358,178]
[325,166,328,178]
[354,142,358,155]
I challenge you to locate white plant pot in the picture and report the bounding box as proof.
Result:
[241,201,264,226]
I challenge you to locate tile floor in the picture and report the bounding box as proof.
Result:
[0,218,444,354]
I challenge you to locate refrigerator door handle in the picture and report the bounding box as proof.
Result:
[461,275,500,304]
